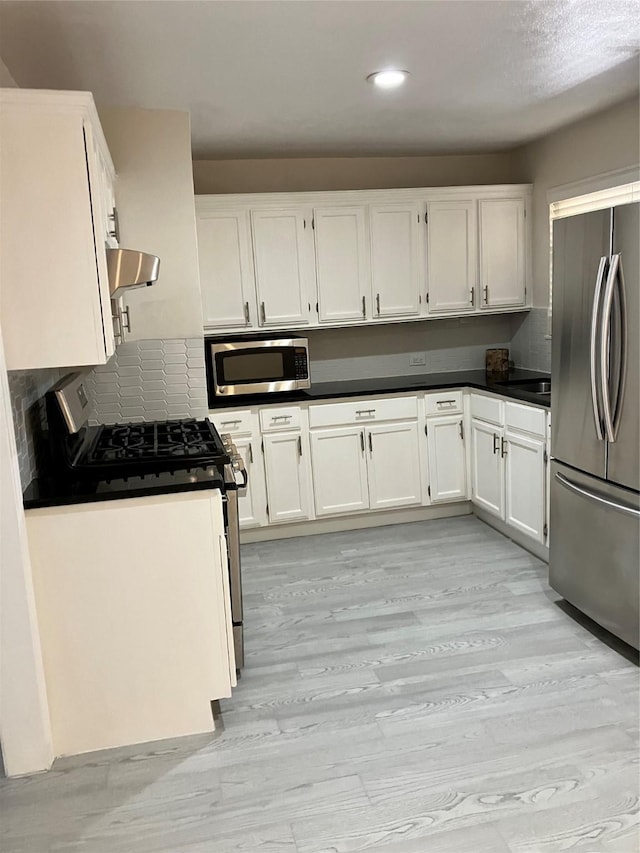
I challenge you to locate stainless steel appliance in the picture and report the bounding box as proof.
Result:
[550,202,639,649]
[46,372,248,670]
[207,335,310,400]
[220,433,248,670]
[107,248,160,297]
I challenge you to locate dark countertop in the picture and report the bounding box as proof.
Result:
[23,466,225,511]
[209,368,551,410]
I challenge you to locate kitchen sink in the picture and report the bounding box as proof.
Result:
[496,378,551,395]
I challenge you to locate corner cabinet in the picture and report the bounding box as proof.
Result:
[196,185,531,335]
[0,89,118,370]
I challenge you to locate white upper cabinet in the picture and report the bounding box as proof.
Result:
[426,200,477,314]
[195,186,530,333]
[250,208,313,326]
[478,198,526,309]
[369,203,422,318]
[196,208,256,330]
[314,206,370,323]
[0,90,116,369]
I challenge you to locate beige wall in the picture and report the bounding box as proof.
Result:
[99,107,204,340]
[193,151,525,194]
[517,96,640,306]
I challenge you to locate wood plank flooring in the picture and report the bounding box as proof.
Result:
[1,516,638,852]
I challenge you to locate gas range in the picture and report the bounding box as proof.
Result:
[46,373,237,483]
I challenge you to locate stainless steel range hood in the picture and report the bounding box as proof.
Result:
[107,248,160,297]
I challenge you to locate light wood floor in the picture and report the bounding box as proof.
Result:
[2,516,638,852]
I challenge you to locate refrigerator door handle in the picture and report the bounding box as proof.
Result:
[555,471,640,518]
[589,255,608,441]
[600,253,623,442]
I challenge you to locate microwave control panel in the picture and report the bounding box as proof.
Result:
[295,348,309,380]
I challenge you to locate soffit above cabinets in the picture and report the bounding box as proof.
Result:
[0,1,638,157]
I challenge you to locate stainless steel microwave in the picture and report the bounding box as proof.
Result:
[207,336,310,398]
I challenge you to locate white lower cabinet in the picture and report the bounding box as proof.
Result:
[26,491,234,758]
[426,415,468,503]
[233,435,268,529]
[504,428,546,542]
[367,422,422,509]
[263,431,313,523]
[310,427,369,516]
[471,418,505,518]
[309,420,422,517]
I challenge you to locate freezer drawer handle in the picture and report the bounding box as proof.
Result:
[555,472,640,518]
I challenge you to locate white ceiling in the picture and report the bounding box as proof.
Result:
[0,0,638,158]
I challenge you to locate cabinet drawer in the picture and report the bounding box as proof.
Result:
[308,396,418,428]
[209,409,253,435]
[505,401,546,437]
[470,393,504,426]
[425,390,464,416]
[259,406,302,432]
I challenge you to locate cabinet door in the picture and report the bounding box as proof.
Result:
[478,198,526,309]
[314,206,370,323]
[369,203,422,318]
[196,210,256,329]
[426,200,477,314]
[263,431,312,523]
[505,430,546,542]
[251,208,312,326]
[233,436,268,528]
[471,419,505,518]
[366,421,422,510]
[426,416,468,502]
[310,427,369,516]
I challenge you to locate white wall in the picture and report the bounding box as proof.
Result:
[517,96,640,306]
[98,107,204,340]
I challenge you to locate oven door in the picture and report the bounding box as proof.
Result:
[210,338,310,396]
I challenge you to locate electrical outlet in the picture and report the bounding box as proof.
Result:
[409,352,427,367]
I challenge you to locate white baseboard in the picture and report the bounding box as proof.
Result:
[240,501,473,543]
[473,506,549,563]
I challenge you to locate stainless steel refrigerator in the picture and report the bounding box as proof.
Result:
[550,201,639,650]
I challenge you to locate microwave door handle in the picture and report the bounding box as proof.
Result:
[590,256,607,441]
[600,254,620,442]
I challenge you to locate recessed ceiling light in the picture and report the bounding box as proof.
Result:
[367,69,409,90]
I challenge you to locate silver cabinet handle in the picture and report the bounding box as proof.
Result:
[260,301,266,324]
[483,285,489,305]
[555,472,640,518]
[121,306,132,333]
[360,431,365,453]
[297,435,302,457]
[272,415,291,423]
[437,399,456,407]
[458,420,464,440]
[590,256,608,441]
[111,307,123,345]
[376,293,381,315]
[368,432,373,454]
[356,409,376,416]
[470,287,475,306]
[362,295,366,318]
[493,433,500,454]
[221,419,241,426]
[108,207,120,242]
[248,443,254,464]
[501,436,508,457]
[244,301,250,324]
